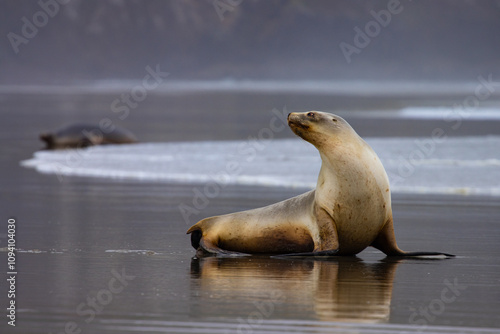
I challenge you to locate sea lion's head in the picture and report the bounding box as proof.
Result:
[39,133,55,149]
[287,111,355,148]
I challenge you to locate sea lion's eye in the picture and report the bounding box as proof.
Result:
[332,118,338,122]
[307,112,315,117]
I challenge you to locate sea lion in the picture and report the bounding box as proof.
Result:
[40,123,137,149]
[187,111,454,258]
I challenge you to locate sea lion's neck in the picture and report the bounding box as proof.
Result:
[317,138,366,173]
[317,140,376,191]
[316,138,390,203]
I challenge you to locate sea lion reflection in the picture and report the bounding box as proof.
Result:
[190,257,401,323]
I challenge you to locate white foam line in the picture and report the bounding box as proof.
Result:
[384,158,500,167]
[22,162,317,189]
[20,137,500,197]
[3,80,500,97]
[105,249,158,255]
[398,107,500,120]
[391,186,500,197]
[21,159,500,196]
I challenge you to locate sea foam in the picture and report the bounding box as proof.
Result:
[21,136,500,197]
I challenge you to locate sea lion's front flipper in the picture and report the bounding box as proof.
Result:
[272,206,339,258]
[371,217,455,258]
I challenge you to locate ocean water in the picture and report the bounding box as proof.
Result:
[21,135,500,197]
[4,91,500,333]
[14,81,499,198]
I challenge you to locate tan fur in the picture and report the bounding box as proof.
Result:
[187,111,453,258]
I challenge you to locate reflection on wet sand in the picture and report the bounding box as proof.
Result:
[190,256,401,323]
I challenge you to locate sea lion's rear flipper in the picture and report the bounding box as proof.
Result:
[371,217,455,258]
[190,229,249,258]
[199,238,250,257]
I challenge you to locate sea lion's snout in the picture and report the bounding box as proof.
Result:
[288,112,303,124]
[288,112,312,130]
[288,113,313,142]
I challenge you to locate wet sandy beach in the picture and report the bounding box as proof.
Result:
[1,92,500,333]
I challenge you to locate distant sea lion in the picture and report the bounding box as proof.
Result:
[40,123,137,149]
[187,111,454,258]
